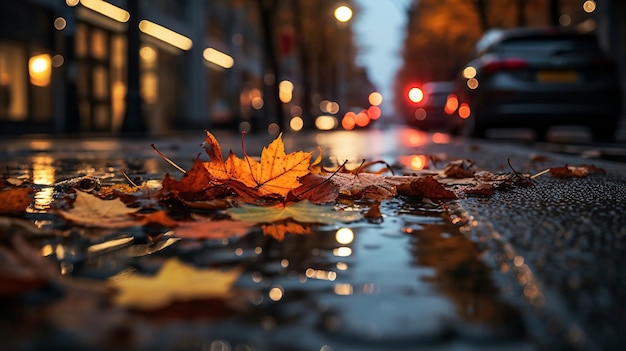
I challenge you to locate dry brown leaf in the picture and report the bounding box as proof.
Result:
[138,211,178,228]
[327,172,399,198]
[548,165,606,178]
[397,176,457,199]
[0,188,32,213]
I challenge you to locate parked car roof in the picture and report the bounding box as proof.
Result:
[474,27,599,55]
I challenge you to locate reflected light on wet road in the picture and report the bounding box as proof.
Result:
[335,227,354,244]
[399,154,429,170]
[31,155,56,211]
[400,128,428,148]
[431,132,451,144]
[315,129,404,166]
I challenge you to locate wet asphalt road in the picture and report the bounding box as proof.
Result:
[1,125,626,350]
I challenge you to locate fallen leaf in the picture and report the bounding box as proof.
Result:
[288,173,338,204]
[108,257,242,310]
[0,188,32,213]
[138,210,178,228]
[397,176,457,200]
[442,160,477,178]
[548,165,606,178]
[57,191,143,228]
[0,235,61,297]
[238,133,313,196]
[228,200,362,225]
[162,158,227,201]
[202,132,313,197]
[326,172,399,198]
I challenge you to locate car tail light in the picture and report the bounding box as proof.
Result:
[458,103,471,119]
[590,56,617,69]
[481,58,527,74]
[408,87,425,103]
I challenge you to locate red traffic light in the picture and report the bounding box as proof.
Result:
[407,87,424,103]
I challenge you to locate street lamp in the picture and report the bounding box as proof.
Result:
[334,5,353,23]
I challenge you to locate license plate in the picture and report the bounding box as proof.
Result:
[536,70,579,83]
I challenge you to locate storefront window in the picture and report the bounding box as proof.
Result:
[0,42,27,120]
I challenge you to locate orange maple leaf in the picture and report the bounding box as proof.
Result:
[203,131,312,197]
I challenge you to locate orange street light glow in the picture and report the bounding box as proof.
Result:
[139,20,193,51]
[80,0,130,23]
[29,54,52,87]
[203,48,234,68]
[368,92,383,106]
[334,5,353,23]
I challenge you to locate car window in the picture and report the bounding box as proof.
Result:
[492,36,601,56]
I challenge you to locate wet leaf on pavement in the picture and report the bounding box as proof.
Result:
[0,188,32,214]
[548,164,606,178]
[57,191,143,228]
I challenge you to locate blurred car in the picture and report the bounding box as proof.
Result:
[448,27,622,141]
[404,81,462,133]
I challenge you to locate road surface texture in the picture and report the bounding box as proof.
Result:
[1,125,625,351]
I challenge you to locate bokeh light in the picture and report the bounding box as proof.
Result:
[368,91,383,106]
[289,116,304,131]
[444,94,458,115]
[583,0,596,13]
[466,78,479,90]
[458,103,471,119]
[408,87,424,103]
[367,106,381,120]
[342,112,356,130]
[334,5,353,23]
[54,17,67,30]
[315,115,338,130]
[335,228,354,244]
[462,66,476,79]
[355,111,370,127]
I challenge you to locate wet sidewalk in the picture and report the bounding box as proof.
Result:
[1,126,626,350]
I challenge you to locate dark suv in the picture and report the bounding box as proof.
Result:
[450,27,622,141]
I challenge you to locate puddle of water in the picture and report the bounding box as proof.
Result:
[0,154,531,350]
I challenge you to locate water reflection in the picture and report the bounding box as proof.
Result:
[4,148,532,350]
[407,217,526,331]
[30,154,56,211]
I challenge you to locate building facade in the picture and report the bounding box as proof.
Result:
[0,0,265,135]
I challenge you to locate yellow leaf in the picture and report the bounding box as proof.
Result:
[108,258,242,310]
[57,191,143,228]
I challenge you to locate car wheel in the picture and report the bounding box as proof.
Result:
[470,118,487,138]
[591,126,616,142]
[533,126,548,141]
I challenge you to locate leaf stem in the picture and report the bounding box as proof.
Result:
[151,144,187,174]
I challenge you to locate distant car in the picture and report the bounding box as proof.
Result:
[404,81,462,133]
[449,27,622,141]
